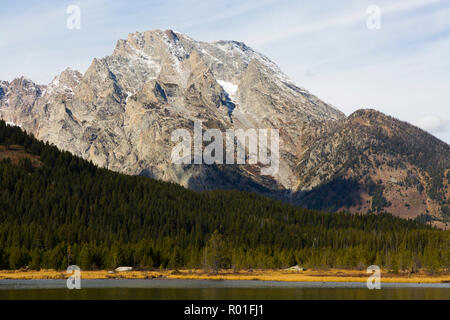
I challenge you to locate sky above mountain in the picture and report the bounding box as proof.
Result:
[1,0,449,143]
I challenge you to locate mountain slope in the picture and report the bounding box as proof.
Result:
[0,120,448,271]
[295,109,450,227]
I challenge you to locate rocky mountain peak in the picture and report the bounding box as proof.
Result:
[45,67,82,97]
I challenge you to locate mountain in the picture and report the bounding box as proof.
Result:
[295,110,450,227]
[1,120,447,271]
[0,29,448,225]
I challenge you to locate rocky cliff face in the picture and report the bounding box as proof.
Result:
[0,29,448,225]
[0,30,343,189]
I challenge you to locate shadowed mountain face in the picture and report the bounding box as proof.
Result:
[0,29,448,225]
[294,110,450,228]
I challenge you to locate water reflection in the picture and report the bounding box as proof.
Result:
[0,280,448,300]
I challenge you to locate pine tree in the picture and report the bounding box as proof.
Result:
[203,231,229,272]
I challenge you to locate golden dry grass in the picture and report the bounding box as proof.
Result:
[0,268,448,283]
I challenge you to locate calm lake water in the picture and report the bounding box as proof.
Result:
[0,279,448,300]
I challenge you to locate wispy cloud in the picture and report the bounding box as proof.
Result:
[247,0,446,46]
[414,116,450,134]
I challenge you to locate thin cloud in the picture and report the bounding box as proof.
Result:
[250,0,445,46]
[414,115,450,134]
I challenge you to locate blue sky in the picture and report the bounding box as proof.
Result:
[1,0,449,143]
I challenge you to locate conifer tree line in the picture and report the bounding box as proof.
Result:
[0,120,448,272]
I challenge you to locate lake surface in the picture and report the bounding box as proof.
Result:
[0,279,448,300]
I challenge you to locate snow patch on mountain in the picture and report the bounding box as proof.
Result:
[217,80,238,101]
[6,121,21,127]
[162,31,188,73]
[125,91,134,102]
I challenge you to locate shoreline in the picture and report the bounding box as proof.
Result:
[0,269,449,283]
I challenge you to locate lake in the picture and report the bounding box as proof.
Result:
[0,279,448,300]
